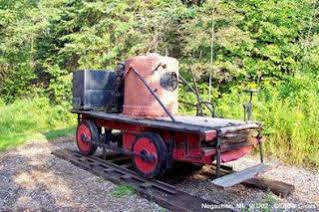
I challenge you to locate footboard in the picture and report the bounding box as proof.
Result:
[213,122,266,183]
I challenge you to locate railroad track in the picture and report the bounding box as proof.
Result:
[52,149,233,211]
[52,149,294,211]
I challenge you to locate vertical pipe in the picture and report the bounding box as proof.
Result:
[259,140,264,164]
[216,132,221,178]
[208,0,216,101]
[77,114,81,125]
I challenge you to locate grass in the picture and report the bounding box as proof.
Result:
[241,192,277,212]
[256,192,277,212]
[0,97,76,152]
[111,184,136,198]
[44,127,76,140]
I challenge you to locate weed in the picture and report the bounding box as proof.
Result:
[112,184,136,198]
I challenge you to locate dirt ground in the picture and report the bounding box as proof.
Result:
[0,136,318,211]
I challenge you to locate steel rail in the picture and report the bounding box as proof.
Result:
[52,149,233,212]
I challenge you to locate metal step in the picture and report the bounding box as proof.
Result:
[212,163,270,188]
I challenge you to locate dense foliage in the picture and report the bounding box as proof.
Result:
[0,0,318,167]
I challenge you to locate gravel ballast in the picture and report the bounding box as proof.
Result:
[0,137,162,211]
[0,136,318,211]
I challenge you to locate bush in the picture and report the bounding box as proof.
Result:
[0,99,4,107]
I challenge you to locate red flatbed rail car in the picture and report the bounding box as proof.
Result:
[73,109,268,187]
[71,55,268,187]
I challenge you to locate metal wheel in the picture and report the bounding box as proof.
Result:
[76,120,98,156]
[132,133,167,178]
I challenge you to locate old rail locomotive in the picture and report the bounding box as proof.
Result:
[72,53,268,187]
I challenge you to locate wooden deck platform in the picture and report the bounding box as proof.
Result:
[72,110,260,135]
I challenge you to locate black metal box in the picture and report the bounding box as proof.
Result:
[72,70,116,111]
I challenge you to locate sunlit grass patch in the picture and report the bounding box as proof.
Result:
[112,184,136,198]
[0,97,76,152]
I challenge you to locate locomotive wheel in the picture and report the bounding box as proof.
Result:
[132,133,167,178]
[76,120,98,156]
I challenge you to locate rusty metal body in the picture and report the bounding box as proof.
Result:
[123,54,179,118]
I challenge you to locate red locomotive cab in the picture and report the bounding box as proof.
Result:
[122,53,179,118]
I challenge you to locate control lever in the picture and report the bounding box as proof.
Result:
[243,89,258,121]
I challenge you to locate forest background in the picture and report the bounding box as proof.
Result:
[0,0,318,168]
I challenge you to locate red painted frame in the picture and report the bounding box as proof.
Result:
[84,114,257,166]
